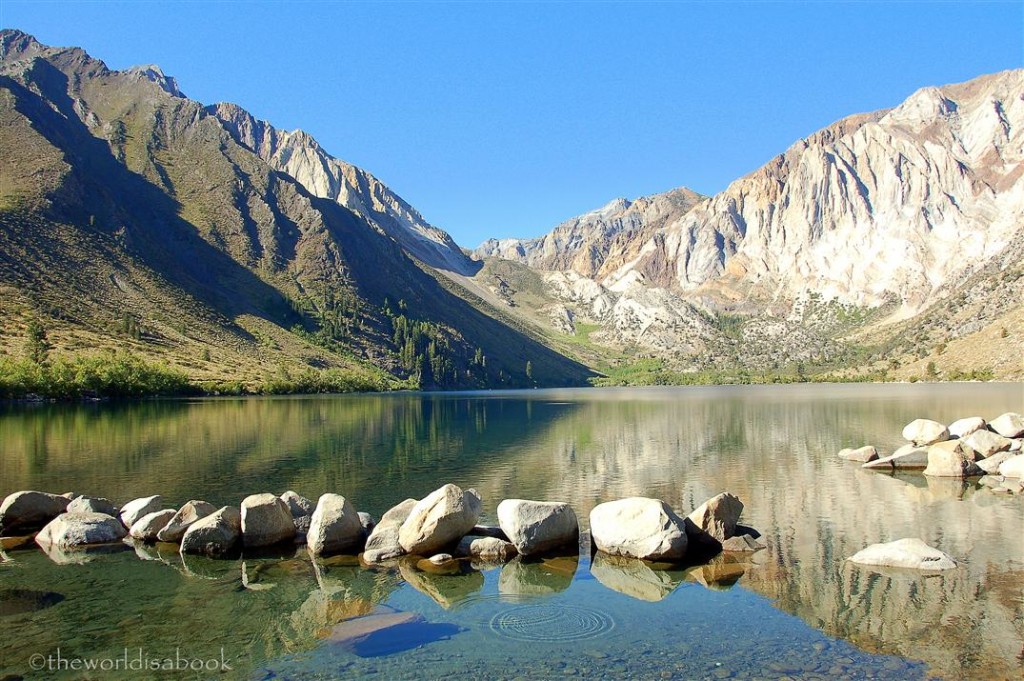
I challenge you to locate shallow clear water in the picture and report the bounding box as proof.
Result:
[1,383,1022,679]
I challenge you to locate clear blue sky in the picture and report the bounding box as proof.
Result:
[1,1,1021,246]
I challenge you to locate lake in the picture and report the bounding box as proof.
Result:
[1,383,1022,679]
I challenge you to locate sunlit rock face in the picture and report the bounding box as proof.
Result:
[209,102,476,275]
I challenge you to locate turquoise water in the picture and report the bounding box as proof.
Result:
[1,383,1022,679]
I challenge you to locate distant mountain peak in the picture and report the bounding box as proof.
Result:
[125,64,184,98]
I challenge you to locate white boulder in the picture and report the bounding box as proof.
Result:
[497,499,578,556]
[848,538,957,570]
[307,493,364,556]
[590,497,688,561]
[240,493,296,548]
[398,484,481,556]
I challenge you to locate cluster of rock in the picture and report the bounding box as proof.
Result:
[839,411,1024,493]
[0,483,760,572]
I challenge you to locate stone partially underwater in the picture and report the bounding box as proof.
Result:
[0,483,764,608]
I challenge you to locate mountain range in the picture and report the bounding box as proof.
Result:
[0,29,1020,389]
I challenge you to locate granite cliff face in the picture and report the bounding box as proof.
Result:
[475,187,704,279]
[474,70,1024,375]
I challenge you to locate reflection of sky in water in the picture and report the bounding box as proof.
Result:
[1,383,1022,679]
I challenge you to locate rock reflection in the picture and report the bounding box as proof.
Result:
[498,555,578,599]
[398,556,484,609]
[590,553,686,602]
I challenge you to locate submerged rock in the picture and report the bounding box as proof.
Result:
[119,495,163,530]
[307,493,364,556]
[989,412,1024,438]
[721,533,767,552]
[129,509,176,542]
[862,444,929,470]
[180,506,241,557]
[398,485,481,556]
[157,500,216,543]
[497,499,578,556]
[0,490,70,534]
[590,497,688,561]
[35,512,127,549]
[455,535,517,562]
[838,446,879,463]
[241,493,296,548]
[847,537,957,570]
[902,419,950,446]
[0,588,65,617]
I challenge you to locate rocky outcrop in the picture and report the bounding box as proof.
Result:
[398,485,481,556]
[180,506,241,557]
[307,494,363,556]
[157,500,216,543]
[589,497,688,561]
[35,512,127,549]
[496,499,578,556]
[0,491,70,534]
[240,493,296,548]
[119,496,163,530]
[847,538,957,570]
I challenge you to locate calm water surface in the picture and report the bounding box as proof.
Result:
[1,383,1022,679]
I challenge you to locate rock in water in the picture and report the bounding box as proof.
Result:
[496,499,579,556]
[999,454,1024,478]
[35,512,127,549]
[847,538,957,570]
[180,506,241,557]
[455,535,517,561]
[838,446,878,463]
[241,493,296,548]
[66,496,118,517]
[157,500,216,543]
[976,451,1013,474]
[902,419,950,446]
[989,412,1024,438]
[129,509,176,542]
[589,497,688,561]
[948,416,986,438]
[307,493,364,556]
[398,485,481,556]
[281,490,315,534]
[363,498,417,563]
[0,491,70,534]
[962,430,1012,458]
[923,440,984,477]
[862,444,930,470]
[119,495,163,530]
[686,492,744,542]
[358,512,376,534]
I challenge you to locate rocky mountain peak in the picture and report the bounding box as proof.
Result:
[126,64,184,98]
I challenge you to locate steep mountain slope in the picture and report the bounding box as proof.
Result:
[474,70,1024,378]
[614,70,1024,308]
[207,102,477,275]
[0,30,592,389]
[474,187,705,278]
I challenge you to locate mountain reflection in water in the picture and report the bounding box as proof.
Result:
[0,384,1021,679]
